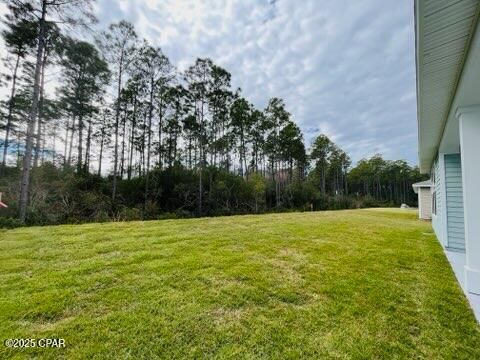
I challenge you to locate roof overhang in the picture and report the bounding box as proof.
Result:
[412,180,432,188]
[415,0,480,173]
[412,180,432,193]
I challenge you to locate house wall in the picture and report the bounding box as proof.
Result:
[458,106,480,295]
[418,188,432,220]
[431,153,466,252]
[431,156,444,244]
[444,154,465,251]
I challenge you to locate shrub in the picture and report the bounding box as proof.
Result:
[175,209,194,218]
[157,212,178,220]
[0,217,24,229]
[115,207,142,221]
[331,195,354,210]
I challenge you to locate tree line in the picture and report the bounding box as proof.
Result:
[0,0,425,226]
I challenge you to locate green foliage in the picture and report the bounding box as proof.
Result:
[247,172,266,212]
[0,217,23,229]
[114,206,142,221]
[348,154,427,205]
[310,134,351,196]
[0,160,408,226]
[0,9,423,226]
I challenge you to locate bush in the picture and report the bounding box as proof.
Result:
[330,195,354,210]
[355,196,379,209]
[115,206,142,221]
[0,162,407,227]
[175,209,194,218]
[144,200,160,220]
[157,212,178,220]
[0,217,24,229]
[93,210,111,223]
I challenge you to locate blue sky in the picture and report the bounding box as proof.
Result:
[1,0,418,165]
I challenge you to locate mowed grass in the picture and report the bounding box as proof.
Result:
[1,209,479,359]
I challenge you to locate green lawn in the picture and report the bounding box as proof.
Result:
[1,209,479,359]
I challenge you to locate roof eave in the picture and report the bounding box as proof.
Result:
[414,0,428,173]
[415,0,480,174]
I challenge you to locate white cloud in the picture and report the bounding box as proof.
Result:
[1,0,418,165]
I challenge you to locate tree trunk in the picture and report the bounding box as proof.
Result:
[128,94,137,180]
[77,113,84,173]
[112,50,125,203]
[345,170,348,195]
[188,137,192,169]
[321,165,326,195]
[40,132,46,165]
[51,123,57,165]
[18,0,47,223]
[120,108,127,178]
[1,53,21,172]
[158,89,163,169]
[198,99,205,216]
[34,47,48,169]
[63,118,70,167]
[173,125,178,166]
[67,117,75,167]
[141,112,146,176]
[240,129,247,178]
[144,78,154,216]
[84,118,92,173]
[98,125,105,176]
[275,159,280,208]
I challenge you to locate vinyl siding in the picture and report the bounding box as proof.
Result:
[419,188,432,220]
[445,154,465,251]
[431,157,443,242]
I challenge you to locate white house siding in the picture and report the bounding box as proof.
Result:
[419,188,432,220]
[431,157,443,243]
[444,154,465,252]
[458,107,480,296]
[415,0,480,320]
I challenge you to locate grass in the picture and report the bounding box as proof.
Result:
[1,209,479,359]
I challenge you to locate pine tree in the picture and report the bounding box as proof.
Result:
[0,3,36,172]
[97,20,137,203]
[14,0,95,222]
[58,37,110,174]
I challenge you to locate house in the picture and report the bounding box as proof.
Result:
[412,180,432,220]
[415,0,480,319]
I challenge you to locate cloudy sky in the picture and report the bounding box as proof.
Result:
[2,0,418,164]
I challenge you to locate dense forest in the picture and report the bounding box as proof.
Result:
[0,0,425,227]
